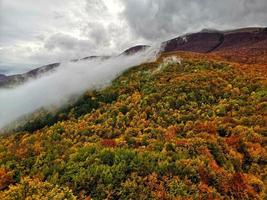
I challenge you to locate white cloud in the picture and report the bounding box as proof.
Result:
[0,0,266,74]
[0,0,135,72]
[0,45,160,129]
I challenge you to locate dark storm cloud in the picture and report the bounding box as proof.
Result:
[120,0,267,41]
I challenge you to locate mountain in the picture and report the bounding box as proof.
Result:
[0,63,60,87]
[0,74,8,81]
[2,27,266,88]
[161,27,267,64]
[0,56,114,87]
[162,31,223,53]
[121,45,150,55]
[0,27,266,199]
[162,27,267,53]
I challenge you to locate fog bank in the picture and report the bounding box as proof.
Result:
[0,45,160,130]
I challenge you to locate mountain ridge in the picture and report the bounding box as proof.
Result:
[1,27,266,87]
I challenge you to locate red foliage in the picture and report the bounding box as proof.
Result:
[194,121,216,135]
[0,168,13,190]
[101,139,117,148]
[209,160,220,172]
[199,182,220,200]
[221,117,236,124]
[225,135,240,147]
[219,173,257,199]
[164,126,178,141]
[146,173,168,200]
[198,166,210,185]
[175,140,189,147]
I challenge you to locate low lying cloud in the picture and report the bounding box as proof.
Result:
[0,45,160,130]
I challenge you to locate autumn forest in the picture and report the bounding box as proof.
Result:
[0,49,266,200]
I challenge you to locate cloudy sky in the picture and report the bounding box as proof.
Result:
[0,0,266,74]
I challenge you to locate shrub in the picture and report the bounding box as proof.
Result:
[0,177,76,200]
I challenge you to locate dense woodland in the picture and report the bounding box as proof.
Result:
[0,53,266,199]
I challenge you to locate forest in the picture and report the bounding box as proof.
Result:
[0,53,266,199]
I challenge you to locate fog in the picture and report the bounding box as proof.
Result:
[0,45,160,130]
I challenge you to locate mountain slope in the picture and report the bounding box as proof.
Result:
[0,48,266,199]
[161,27,267,54]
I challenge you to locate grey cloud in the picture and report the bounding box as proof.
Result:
[44,33,93,51]
[84,0,109,19]
[0,0,128,73]
[82,22,110,47]
[120,0,267,41]
[53,11,65,20]
[1,0,266,74]
[0,0,69,46]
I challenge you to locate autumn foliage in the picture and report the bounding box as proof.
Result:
[0,51,266,199]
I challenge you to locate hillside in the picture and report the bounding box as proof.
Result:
[0,46,266,199]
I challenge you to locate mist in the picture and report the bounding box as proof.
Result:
[0,45,160,130]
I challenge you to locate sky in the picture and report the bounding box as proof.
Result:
[0,0,266,74]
